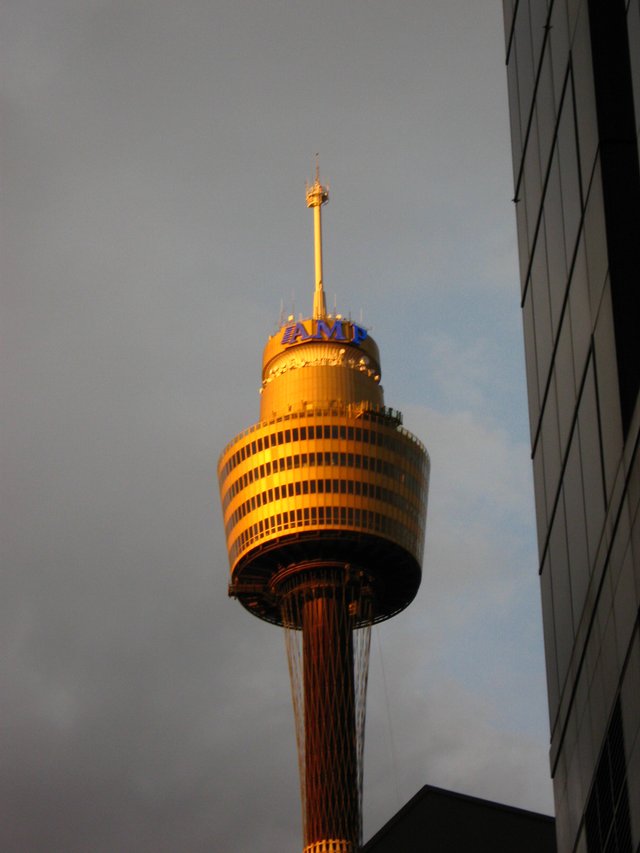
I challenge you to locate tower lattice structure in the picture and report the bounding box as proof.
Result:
[218,169,429,853]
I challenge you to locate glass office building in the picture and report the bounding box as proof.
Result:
[502,2,640,851]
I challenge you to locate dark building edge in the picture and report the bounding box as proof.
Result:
[363,784,556,852]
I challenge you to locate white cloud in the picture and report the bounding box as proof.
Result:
[421,335,492,411]
[364,674,553,839]
[403,403,533,528]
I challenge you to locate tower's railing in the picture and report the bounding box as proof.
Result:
[219,402,427,463]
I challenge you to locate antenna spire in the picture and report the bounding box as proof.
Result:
[306,156,329,320]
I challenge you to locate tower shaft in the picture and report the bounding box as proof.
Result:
[301,577,358,851]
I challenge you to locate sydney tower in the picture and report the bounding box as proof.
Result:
[218,168,429,853]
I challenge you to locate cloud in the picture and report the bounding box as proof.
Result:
[364,674,553,837]
[404,402,533,527]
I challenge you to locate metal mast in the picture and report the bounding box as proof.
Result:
[306,157,329,321]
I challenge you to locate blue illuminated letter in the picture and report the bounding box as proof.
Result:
[281,323,311,345]
[351,324,367,345]
[314,320,346,341]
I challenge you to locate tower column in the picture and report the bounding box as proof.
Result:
[301,583,358,852]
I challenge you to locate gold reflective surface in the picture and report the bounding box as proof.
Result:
[218,315,430,625]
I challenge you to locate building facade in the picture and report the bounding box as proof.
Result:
[502,2,640,851]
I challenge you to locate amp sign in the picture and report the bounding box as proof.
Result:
[281,319,368,347]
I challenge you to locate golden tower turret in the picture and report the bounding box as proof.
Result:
[218,168,429,853]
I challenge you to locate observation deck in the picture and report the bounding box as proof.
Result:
[218,314,430,626]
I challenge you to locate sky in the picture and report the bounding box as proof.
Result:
[1,1,555,850]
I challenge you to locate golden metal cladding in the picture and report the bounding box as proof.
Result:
[303,839,353,853]
[218,167,429,628]
[218,394,429,625]
[260,323,383,419]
